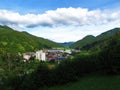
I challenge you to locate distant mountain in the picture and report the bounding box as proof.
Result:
[0,25,61,53]
[71,28,120,50]
[60,42,74,47]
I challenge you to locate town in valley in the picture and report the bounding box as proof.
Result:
[23,48,80,62]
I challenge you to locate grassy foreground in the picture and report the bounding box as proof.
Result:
[44,75,120,90]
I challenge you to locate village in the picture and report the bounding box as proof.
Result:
[23,49,80,62]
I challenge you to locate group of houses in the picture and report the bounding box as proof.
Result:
[23,49,80,62]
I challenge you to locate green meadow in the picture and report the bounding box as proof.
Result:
[46,75,120,90]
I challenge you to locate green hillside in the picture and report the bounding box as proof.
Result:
[96,28,120,40]
[71,28,120,50]
[46,75,120,90]
[0,25,61,53]
[82,28,120,51]
[46,34,120,90]
[1,27,120,90]
[70,35,95,49]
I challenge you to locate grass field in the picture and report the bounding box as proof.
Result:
[44,75,120,90]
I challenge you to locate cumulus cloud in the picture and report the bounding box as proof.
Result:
[28,20,120,42]
[0,7,120,28]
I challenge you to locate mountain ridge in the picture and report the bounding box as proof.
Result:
[0,25,61,53]
[71,28,120,49]
[70,35,96,49]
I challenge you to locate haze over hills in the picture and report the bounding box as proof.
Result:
[0,25,61,53]
[59,42,74,47]
[71,28,120,49]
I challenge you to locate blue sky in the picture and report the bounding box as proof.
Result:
[0,0,120,42]
[0,0,119,13]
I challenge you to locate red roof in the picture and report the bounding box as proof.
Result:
[47,56,57,58]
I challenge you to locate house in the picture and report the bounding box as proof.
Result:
[46,55,57,61]
[23,53,31,60]
[23,52,35,62]
[36,50,46,61]
[64,49,72,54]
[72,49,81,53]
[56,57,64,61]
[22,48,72,62]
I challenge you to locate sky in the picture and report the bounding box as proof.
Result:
[0,0,120,42]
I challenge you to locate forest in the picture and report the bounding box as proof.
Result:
[0,29,120,90]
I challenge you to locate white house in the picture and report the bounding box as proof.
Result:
[36,50,46,61]
[64,50,72,54]
[23,52,35,62]
[23,54,31,60]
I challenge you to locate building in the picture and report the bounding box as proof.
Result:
[64,49,72,54]
[36,50,46,61]
[23,54,31,60]
[46,55,56,61]
[23,49,72,62]
[23,52,35,62]
[72,49,81,53]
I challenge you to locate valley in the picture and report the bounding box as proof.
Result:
[0,25,120,90]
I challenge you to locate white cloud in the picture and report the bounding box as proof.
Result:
[0,7,120,28]
[28,20,120,42]
[0,7,120,42]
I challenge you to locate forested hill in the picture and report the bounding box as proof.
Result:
[70,35,95,49]
[96,28,120,40]
[0,25,61,53]
[71,28,120,49]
